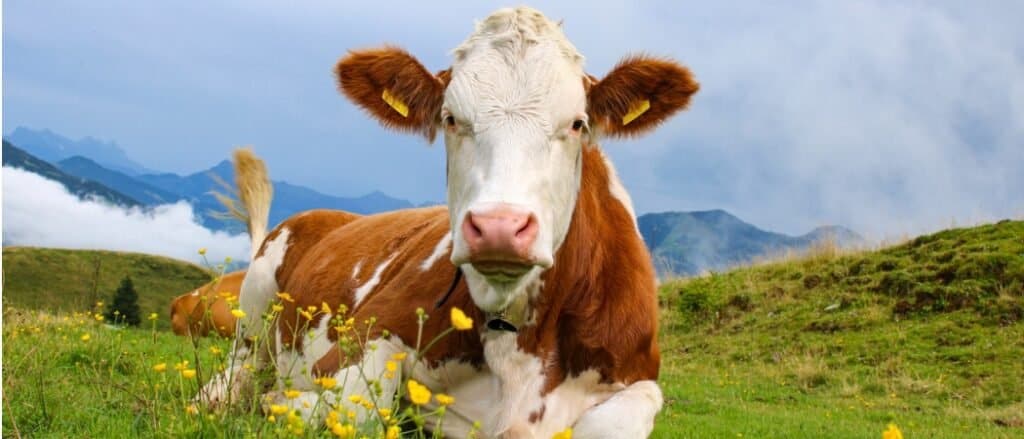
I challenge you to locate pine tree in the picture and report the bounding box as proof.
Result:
[104,276,142,326]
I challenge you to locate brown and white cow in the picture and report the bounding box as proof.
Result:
[201,7,697,438]
[169,270,245,338]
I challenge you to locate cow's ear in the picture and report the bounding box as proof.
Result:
[587,55,699,138]
[335,47,448,141]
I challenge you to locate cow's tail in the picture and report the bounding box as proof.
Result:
[228,147,273,261]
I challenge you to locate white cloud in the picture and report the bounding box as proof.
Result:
[2,166,250,264]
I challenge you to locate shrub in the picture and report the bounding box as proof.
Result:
[104,276,142,326]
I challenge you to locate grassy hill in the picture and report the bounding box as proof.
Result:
[2,247,214,328]
[654,219,1023,437]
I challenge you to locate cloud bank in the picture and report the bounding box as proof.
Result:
[2,166,250,264]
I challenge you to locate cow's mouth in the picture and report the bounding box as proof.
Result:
[470,260,534,280]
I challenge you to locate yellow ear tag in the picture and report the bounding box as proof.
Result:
[381,89,409,118]
[621,99,651,126]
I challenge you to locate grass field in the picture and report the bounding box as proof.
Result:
[2,220,1022,437]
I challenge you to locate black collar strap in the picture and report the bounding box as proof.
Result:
[434,267,462,310]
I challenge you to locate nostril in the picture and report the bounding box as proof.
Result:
[464,212,483,239]
[515,214,538,239]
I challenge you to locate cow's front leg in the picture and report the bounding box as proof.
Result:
[571,380,663,439]
[262,337,406,425]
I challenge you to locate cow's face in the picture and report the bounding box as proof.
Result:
[336,7,698,311]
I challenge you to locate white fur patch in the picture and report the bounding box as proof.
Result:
[420,233,452,271]
[599,150,640,234]
[351,259,363,280]
[571,380,664,438]
[352,253,397,306]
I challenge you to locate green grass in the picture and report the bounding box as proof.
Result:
[2,221,1023,437]
[653,219,1024,438]
[2,247,214,329]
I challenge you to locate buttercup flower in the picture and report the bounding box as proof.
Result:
[181,369,197,379]
[272,304,285,313]
[231,309,246,318]
[276,292,294,302]
[883,424,903,439]
[391,352,408,361]
[284,389,301,399]
[315,376,337,389]
[436,393,455,406]
[148,313,158,321]
[198,248,207,255]
[407,379,431,406]
[269,404,289,415]
[450,307,474,330]
[80,333,91,342]
[153,363,167,372]
[386,425,400,439]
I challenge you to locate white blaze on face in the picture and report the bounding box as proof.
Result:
[444,8,587,294]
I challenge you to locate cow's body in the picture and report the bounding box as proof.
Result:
[170,270,245,338]
[202,7,697,438]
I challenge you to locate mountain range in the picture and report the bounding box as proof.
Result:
[2,127,862,275]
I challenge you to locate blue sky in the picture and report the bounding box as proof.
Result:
[4,1,1023,238]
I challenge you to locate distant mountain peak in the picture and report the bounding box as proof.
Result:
[4,126,154,176]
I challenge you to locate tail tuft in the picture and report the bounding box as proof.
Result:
[231,147,273,260]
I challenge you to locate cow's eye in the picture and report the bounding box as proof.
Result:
[571,119,585,131]
[445,115,457,127]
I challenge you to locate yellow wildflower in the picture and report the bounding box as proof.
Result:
[330,423,355,438]
[153,363,167,372]
[267,415,276,423]
[272,304,284,313]
[552,428,573,439]
[348,394,363,404]
[386,360,398,372]
[175,360,190,371]
[181,369,197,379]
[386,425,400,439]
[94,314,104,321]
[299,310,314,321]
[321,302,332,315]
[148,312,158,321]
[406,379,431,406]
[436,393,455,406]
[269,404,290,415]
[209,346,223,355]
[315,376,338,389]
[231,309,246,318]
[284,389,301,400]
[391,352,407,361]
[218,291,233,299]
[185,404,199,415]
[80,333,91,342]
[378,407,392,419]
[198,248,207,255]
[276,292,294,302]
[450,307,474,330]
[883,424,903,439]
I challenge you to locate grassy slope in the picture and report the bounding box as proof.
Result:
[653,219,1024,438]
[2,247,214,329]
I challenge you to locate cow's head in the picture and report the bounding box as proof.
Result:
[336,7,697,312]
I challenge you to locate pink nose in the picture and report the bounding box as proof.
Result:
[462,205,538,271]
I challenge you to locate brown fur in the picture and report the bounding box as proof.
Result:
[335,47,448,142]
[272,146,657,395]
[587,55,700,138]
[170,270,246,338]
